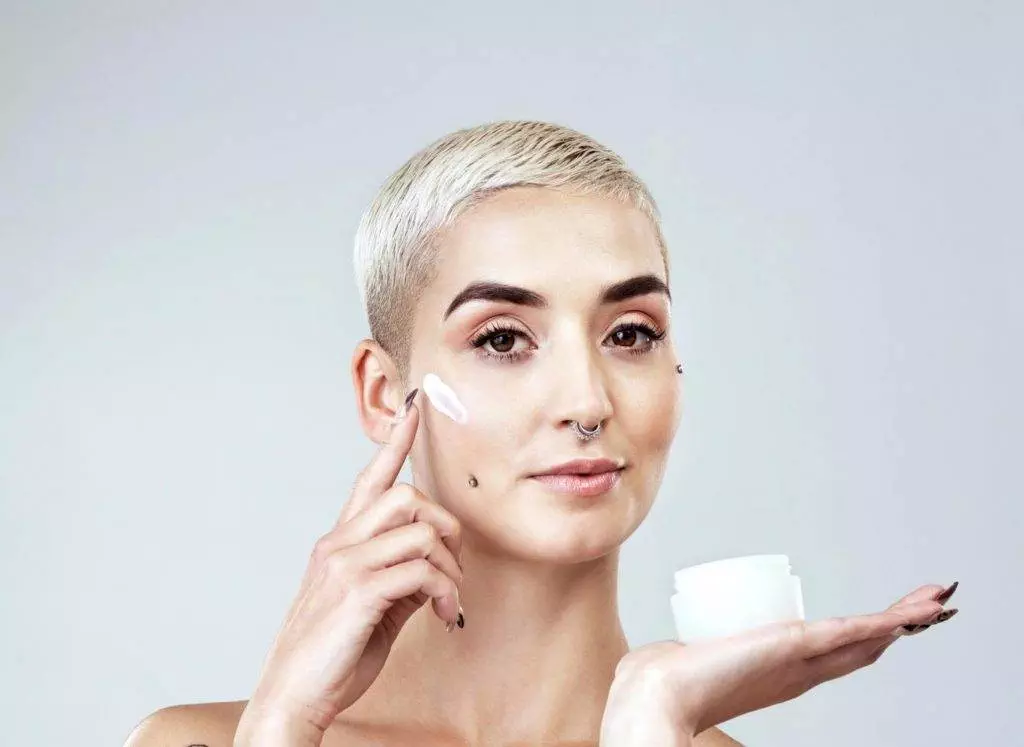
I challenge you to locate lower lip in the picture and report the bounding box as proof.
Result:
[529,469,623,497]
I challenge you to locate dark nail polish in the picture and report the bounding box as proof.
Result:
[402,388,419,414]
[904,607,959,635]
[935,580,959,604]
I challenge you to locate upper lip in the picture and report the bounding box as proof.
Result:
[530,458,624,476]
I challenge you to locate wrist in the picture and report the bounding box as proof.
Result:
[601,669,696,747]
[234,700,326,747]
[600,714,694,747]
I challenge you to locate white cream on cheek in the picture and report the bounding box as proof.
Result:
[422,372,469,424]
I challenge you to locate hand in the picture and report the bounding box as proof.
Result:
[235,389,463,745]
[601,582,960,743]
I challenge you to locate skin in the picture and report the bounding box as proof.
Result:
[124,185,744,746]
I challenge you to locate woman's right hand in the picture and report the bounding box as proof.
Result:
[601,582,960,745]
[235,388,463,746]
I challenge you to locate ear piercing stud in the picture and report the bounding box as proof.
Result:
[676,363,683,374]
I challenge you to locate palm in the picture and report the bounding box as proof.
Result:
[611,589,948,737]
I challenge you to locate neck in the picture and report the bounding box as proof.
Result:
[343,534,629,745]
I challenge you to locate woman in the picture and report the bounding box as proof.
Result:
[126,120,959,747]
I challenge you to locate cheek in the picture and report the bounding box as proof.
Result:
[416,403,513,497]
[622,373,681,455]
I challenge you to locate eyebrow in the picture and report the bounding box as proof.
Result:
[442,273,671,321]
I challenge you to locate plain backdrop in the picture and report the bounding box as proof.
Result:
[2,2,1020,745]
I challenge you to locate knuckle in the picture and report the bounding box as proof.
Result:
[386,482,421,512]
[416,521,440,546]
[323,551,358,583]
[310,533,336,563]
[411,557,434,580]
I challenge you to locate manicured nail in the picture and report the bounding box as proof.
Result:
[935,581,959,604]
[456,607,465,629]
[393,388,419,423]
[901,607,959,635]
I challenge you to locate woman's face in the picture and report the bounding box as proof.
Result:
[408,186,682,563]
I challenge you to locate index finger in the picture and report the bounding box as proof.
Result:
[340,388,421,522]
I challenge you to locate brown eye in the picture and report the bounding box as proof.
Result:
[490,332,515,353]
[612,328,638,347]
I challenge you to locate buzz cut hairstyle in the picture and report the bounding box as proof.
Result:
[353,120,668,384]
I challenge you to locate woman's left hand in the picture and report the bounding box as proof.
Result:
[599,582,959,745]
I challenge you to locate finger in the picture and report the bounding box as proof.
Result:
[804,632,897,684]
[360,558,460,626]
[318,483,462,565]
[351,522,463,593]
[341,389,421,521]
[888,583,951,610]
[800,599,944,658]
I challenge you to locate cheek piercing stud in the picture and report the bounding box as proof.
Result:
[468,475,478,488]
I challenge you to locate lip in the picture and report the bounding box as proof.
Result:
[528,458,625,498]
[529,469,623,497]
[530,458,623,477]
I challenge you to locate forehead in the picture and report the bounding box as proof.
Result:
[427,186,665,299]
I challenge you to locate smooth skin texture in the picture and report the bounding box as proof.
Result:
[124,187,956,747]
[600,588,954,745]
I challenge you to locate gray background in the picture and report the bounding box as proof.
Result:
[2,2,1019,745]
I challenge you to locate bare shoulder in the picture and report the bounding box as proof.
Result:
[697,726,746,746]
[123,700,247,747]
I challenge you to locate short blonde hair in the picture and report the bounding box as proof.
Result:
[353,120,668,384]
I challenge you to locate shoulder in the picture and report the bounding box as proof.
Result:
[697,726,746,746]
[123,700,247,747]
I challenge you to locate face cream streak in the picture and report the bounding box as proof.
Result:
[422,372,469,424]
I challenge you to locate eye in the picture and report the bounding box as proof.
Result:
[604,321,667,356]
[469,319,668,364]
[470,322,534,362]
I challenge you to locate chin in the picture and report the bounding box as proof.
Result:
[485,488,652,564]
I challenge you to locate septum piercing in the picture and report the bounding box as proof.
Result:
[571,420,602,441]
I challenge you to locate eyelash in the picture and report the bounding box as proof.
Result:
[470,320,667,363]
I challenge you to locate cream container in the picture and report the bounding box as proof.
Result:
[670,554,805,642]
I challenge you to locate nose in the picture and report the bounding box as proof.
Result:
[547,342,614,432]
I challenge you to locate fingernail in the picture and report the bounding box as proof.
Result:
[402,388,419,416]
[901,607,959,635]
[935,580,959,604]
[445,620,454,633]
[393,388,419,423]
[456,606,465,629]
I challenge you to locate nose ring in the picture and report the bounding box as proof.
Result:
[571,420,602,441]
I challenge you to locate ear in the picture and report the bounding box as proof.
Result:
[351,338,404,445]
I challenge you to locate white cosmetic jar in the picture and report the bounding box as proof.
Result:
[670,554,805,642]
